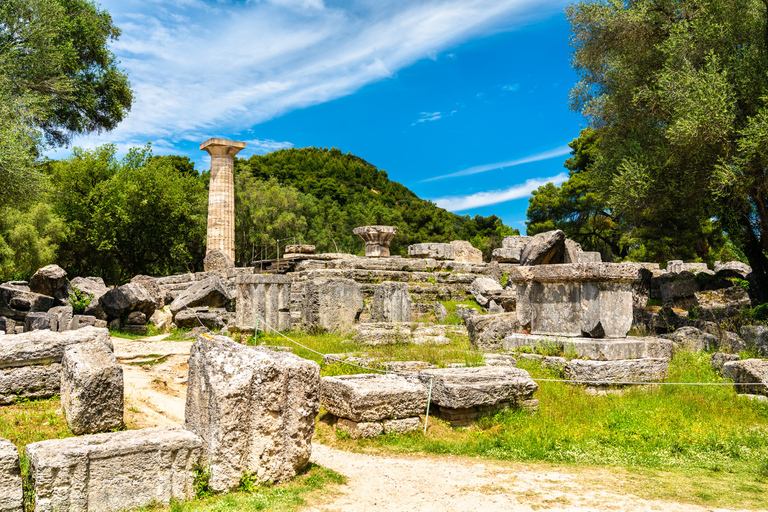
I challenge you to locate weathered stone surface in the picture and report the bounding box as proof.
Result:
[24,313,51,332]
[711,353,740,372]
[483,353,517,367]
[66,315,107,331]
[174,307,231,330]
[353,323,464,345]
[203,249,235,272]
[0,285,55,322]
[69,276,109,301]
[99,282,156,321]
[149,309,172,332]
[408,243,455,260]
[519,230,566,266]
[660,278,698,308]
[371,281,412,323]
[467,312,520,352]
[185,334,320,490]
[0,317,15,336]
[301,278,363,333]
[29,264,68,303]
[125,311,147,325]
[0,326,112,368]
[502,235,531,251]
[450,240,483,263]
[3,282,28,290]
[502,333,675,361]
[26,427,202,512]
[660,327,718,351]
[565,359,668,385]
[61,342,123,435]
[382,417,422,435]
[47,305,73,332]
[694,286,751,311]
[335,418,383,439]
[131,275,165,309]
[667,261,708,274]
[353,225,398,258]
[0,437,22,512]
[434,302,449,322]
[469,277,502,307]
[740,326,768,356]
[491,247,522,263]
[322,373,427,422]
[714,260,752,278]
[512,263,637,337]
[170,276,231,316]
[722,359,768,396]
[563,239,583,263]
[0,364,61,405]
[284,244,315,255]
[454,307,477,323]
[418,366,537,409]
[202,138,245,262]
[235,274,292,332]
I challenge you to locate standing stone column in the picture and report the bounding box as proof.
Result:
[200,138,246,263]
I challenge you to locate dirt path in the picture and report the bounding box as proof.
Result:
[113,336,747,512]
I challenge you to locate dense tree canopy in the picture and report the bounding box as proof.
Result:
[565,0,768,295]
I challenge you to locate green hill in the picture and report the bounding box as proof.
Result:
[234,147,518,262]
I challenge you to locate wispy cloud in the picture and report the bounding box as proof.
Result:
[413,111,443,124]
[420,144,571,182]
[502,83,520,92]
[63,0,563,152]
[242,138,294,155]
[431,173,568,211]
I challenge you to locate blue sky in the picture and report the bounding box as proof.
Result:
[60,0,584,232]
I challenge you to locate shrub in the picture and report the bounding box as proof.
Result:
[67,283,93,314]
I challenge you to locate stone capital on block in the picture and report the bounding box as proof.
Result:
[199,138,246,157]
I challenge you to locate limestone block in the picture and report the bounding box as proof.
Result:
[660,278,699,308]
[502,334,675,361]
[580,251,602,263]
[491,247,522,263]
[29,264,69,303]
[174,307,231,330]
[284,244,315,254]
[99,282,156,321]
[740,326,768,356]
[0,437,22,512]
[335,418,383,439]
[235,274,292,332]
[711,353,740,372]
[149,309,172,332]
[722,359,768,396]
[382,417,422,435]
[660,327,718,351]
[69,276,109,302]
[66,315,107,331]
[434,301,449,322]
[666,260,684,274]
[61,342,124,435]
[450,240,483,263]
[26,427,202,512]
[203,249,235,272]
[24,313,51,332]
[565,359,668,385]
[694,286,751,310]
[714,260,752,278]
[0,285,55,322]
[408,243,455,260]
[185,334,320,491]
[469,277,502,307]
[0,364,61,405]
[563,239,583,263]
[0,326,112,368]
[0,317,14,336]
[47,305,73,332]
[321,373,428,422]
[418,366,537,409]
[170,276,231,316]
[519,230,565,265]
[502,235,531,250]
[301,278,363,333]
[466,312,520,352]
[371,281,412,323]
[131,275,165,309]
[483,353,517,366]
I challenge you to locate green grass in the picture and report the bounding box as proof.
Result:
[254,330,484,376]
[316,350,768,509]
[0,397,72,454]
[110,324,163,339]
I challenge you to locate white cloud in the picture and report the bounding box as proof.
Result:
[431,173,568,211]
[65,0,563,151]
[242,138,294,155]
[412,111,442,124]
[502,83,520,91]
[421,144,571,182]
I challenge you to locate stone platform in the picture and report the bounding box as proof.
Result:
[502,333,674,361]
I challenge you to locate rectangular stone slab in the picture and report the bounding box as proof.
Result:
[321,373,428,422]
[502,334,675,361]
[0,327,112,369]
[185,334,320,492]
[418,366,538,409]
[26,427,202,512]
[564,359,668,385]
[0,437,22,512]
[0,364,61,405]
